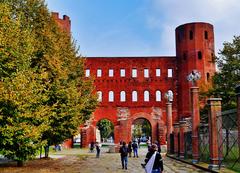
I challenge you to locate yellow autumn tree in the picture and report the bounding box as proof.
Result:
[0,0,98,164]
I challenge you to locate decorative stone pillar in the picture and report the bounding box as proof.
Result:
[235,85,240,158]
[179,120,187,158]
[166,102,173,154]
[173,123,180,156]
[208,98,222,170]
[191,87,200,163]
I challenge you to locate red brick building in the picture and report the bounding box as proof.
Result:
[53,13,216,147]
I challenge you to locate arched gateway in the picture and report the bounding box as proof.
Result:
[52,13,216,148]
[81,108,168,147]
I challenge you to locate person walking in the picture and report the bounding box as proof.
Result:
[132,140,139,158]
[144,144,163,173]
[95,142,101,158]
[154,140,161,153]
[119,141,129,170]
[138,138,141,148]
[128,141,132,157]
[147,139,151,151]
[90,141,95,153]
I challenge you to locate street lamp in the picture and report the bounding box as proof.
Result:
[187,70,201,86]
[164,90,173,102]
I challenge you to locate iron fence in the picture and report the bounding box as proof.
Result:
[199,123,210,163]
[184,131,192,159]
[217,109,239,172]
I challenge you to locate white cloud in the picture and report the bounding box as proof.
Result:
[149,0,240,55]
[46,0,240,57]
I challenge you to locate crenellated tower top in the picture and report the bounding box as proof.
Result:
[51,12,71,33]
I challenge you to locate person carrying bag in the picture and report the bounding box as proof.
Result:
[144,144,163,173]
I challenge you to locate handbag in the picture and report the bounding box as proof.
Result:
[144,151,157,173]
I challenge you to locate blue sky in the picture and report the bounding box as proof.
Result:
[45,0,240,57]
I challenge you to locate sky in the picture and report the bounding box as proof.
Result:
[45,0,240,57]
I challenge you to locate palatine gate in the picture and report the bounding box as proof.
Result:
[52,12,216,148]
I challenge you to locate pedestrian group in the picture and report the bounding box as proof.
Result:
[119,139,164,173]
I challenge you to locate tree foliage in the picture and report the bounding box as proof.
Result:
[0,3,49,165]
[132,119,151,138]
[0,0,97,164]
[203,36,240,110]
[97,119,114,139]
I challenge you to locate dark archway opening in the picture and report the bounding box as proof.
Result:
[132,118,151,144]
[96,119,114,143]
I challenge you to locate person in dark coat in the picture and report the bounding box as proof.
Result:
[138,138,141,148]
[95,142,101,158]
[119,141,129,170]
[90,141,95,153]
[132,140,139,157]
[128,141,132,157]
[144,144,163,173]
[154,140,161,153]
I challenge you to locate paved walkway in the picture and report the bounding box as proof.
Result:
[52,147,207,173]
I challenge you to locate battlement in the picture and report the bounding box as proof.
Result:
[51,12,71,33]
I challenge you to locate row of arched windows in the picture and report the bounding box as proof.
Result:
[97,90,173,102]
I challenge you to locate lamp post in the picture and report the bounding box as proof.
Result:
[187,70,201,163]
[165,90,173,154]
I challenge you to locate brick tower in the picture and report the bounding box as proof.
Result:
[51,12,71,33]
[175,22,216,119]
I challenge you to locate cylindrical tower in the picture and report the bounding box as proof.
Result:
[175,22,216,119]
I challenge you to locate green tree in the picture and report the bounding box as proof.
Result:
[0,0,97,163]
[0,3,49,166]
[97,119,114,140]
[204,36,240,110]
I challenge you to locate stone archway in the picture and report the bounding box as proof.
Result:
[131,118,152,144]
[96,119,114,143]
[80,107,167,148]
[127,110,166,145]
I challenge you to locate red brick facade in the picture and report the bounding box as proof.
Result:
[52,13,216,147]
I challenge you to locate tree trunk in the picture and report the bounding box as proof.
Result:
[44,146,49,158]
[40,146,42,159]
[17,160,24,167]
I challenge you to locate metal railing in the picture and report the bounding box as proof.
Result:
[199,123,210,163]
[184,131,192,159]
[217,109,239,171]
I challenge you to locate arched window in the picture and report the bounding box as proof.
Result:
[156,90,161,102]
[132,91,138,102]
[97,91,102,102]
[144,90,150,102]
[120,91,126,102]
[109,91,114,102]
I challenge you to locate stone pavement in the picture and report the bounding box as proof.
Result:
[52,147,207,173]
